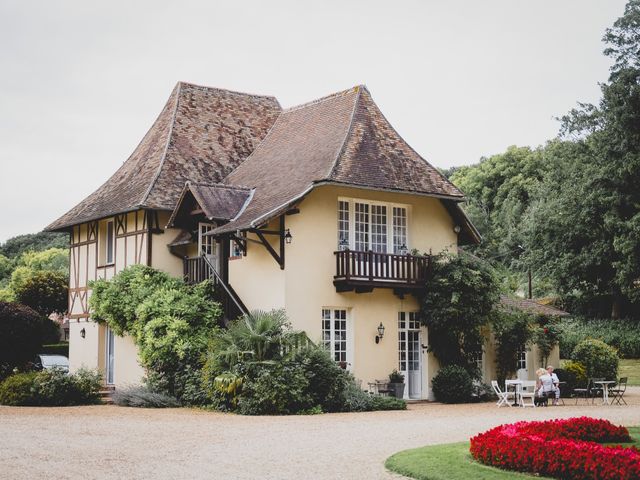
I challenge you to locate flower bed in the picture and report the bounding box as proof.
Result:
[470,417,639,480]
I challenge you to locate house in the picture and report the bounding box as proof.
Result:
[46,82,550,399]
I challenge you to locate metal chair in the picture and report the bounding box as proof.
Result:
[574,378,596,404]
[609,377,628,405]
[491,380,514,407]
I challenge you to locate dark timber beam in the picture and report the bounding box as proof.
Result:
[250,216,286,270]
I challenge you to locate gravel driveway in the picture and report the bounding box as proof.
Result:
[1,388,639,480]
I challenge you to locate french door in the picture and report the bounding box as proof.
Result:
[105,327,115,385]
[198,223,219,271]
[398,312,422,399]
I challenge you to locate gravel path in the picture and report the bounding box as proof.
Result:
[1,388,639,480]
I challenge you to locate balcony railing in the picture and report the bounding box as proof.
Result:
[334,250,430,292]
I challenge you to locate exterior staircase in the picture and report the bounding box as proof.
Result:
[99,385,115,404]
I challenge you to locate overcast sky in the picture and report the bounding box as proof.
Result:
[0,0,626,243]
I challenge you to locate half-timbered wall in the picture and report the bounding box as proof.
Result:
[68,210,156,384]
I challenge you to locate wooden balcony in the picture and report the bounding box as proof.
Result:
[334,250,430,294]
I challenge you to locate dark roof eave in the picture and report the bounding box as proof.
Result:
[44,205,172,232]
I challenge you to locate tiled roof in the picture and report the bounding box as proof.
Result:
[499,295,570,317]
[45,82,281,231]
[167,182,251,227]
[214,85,464,234]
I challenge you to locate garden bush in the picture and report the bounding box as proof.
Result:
[0,301,59,380]
[559,317,640,358]
[0,368,101,406]
[431,365,473,404]
[564,360,588,387]
[112,386,180,408]
[89,265,222,404]
[572,339,619,380]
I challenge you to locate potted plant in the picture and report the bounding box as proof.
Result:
[388,369,405,399]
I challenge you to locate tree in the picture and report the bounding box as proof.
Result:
[13,270,68,316]
[526,0,640,318]
[421,252,500,374]
[0,302,58,380]
[18,248,68,276]
[0,232,68,258]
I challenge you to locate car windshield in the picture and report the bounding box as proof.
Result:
[39,355,69,368]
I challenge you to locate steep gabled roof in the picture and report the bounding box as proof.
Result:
[45,82,281,231]
[166,182,252,227]
[213,85,464,235]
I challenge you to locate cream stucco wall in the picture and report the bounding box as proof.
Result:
[229,185,458,399]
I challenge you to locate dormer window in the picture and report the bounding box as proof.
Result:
[337,198,409,253]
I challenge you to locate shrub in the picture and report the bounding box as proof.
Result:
[431,365,473,404]
[564,360,588,387]
[112,386,180,408]
[342,381,375,412]
[89,265,222,404]
[369,395,407,411]
[559,317,640,358]
[0,372,38,405]
[0,368,101,406]
[572,339,619,380]
[0,301,53,380]
[237,362,313,415]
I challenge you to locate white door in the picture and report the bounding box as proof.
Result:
[516,346,528,380]
[198,223,219,271]
[106,327,115,385]
[398,312,422,399]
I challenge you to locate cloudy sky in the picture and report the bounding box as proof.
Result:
[0,0,626,242]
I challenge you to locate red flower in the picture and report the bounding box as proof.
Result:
[470,417,639,480]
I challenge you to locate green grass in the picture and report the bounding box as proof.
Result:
[619,359,640,386]
[385,427,640,480]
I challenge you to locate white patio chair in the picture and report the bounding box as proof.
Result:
[519,380,536,408]
[491,380,514,407]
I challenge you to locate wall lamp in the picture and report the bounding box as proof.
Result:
[284,229,293,244]
[80,328,86,339]
[375,322,385,344]
[453,225,461,234]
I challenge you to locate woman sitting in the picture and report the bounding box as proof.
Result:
[536,368,558,405]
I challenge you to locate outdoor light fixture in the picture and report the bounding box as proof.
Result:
[80,328,86,339]
[284,229,292,244]
[339,237,349,251]
[453,225,461,234]
[375,322,385,344]
[398,243,408,255]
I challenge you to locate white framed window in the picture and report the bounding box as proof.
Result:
[517,346,527,370]
[198,223,216,257]
[338,198,410,253]
[472,349,484,373]
[322,308,350,366]
[99,219,115,266]
[398,312,420,372]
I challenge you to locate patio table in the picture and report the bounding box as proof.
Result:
[593,380,617,405]
[505,380,522,406]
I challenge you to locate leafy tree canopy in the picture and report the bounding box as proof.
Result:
[13,270,68,316]
[0,232,68,258]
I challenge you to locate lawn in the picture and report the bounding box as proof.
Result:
[619,359,640,386]
[385,427,640,480]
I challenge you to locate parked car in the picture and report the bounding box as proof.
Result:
[34,354,69,373]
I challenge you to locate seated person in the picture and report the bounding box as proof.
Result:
[536,368,557,405]
[547,365,560,405]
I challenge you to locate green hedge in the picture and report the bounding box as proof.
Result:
[559,317,640,358]
[41,343,69,356]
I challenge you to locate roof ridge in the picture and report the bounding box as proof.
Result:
[177,81,281,105]
[139,82,182,208]
[283,85,363,113]
[325,85,363,179]
[188,181,252,191]
[355,87,464,198]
